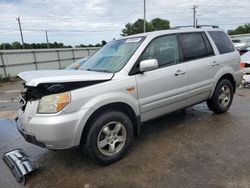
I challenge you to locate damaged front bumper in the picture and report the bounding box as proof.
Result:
[16,117,46,148]
[16,106,89,149]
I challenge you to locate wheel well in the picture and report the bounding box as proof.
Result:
[218,73,236,93]
[80,102,140,146]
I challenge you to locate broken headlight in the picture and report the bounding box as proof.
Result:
[38,91,71,113]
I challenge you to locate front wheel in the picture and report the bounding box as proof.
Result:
[85,111,133,165]
[207,79,234,114]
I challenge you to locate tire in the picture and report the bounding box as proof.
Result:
[207,79,234,114]
[85,110,133,165]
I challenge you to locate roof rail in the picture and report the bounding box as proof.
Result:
[171,25,219,29]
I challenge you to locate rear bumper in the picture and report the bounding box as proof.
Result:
[243,67,250,74]
[234,70,244,87]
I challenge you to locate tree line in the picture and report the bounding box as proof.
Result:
[0,40,107,50]
[1,18,249,50]
[227,24,250,35]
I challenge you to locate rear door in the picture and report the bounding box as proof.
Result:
[134,34,188,122]
[178,32,217,106]
[208,30,239,73]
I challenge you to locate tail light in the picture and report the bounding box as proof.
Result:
[240,61,245,68]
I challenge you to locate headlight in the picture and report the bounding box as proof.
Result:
[38,92,71,114]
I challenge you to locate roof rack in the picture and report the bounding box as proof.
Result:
[171,25,219,29]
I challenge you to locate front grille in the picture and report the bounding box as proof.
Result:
[20,94,27,111]
[20,83,27,111]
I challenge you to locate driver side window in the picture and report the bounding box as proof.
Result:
[141,35,180,67]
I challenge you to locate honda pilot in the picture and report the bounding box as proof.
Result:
[16,26,243,164]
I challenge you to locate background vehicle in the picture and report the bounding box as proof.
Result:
[241,50,250,74]
[65,57,89,70]
[17,26,242,165]
[232,36,250,55]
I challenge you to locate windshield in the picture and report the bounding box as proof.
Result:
[79,37,144,73]
[65,57,88,70]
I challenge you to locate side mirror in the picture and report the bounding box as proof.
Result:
[139,59,158,72]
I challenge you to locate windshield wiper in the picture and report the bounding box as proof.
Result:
[86,69,112,73]
[86,68,96,71]
[97,69,112,73]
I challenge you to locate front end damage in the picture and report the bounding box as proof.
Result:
[17,69,114,110]
[20,81,107,111]
[16,70,114,149]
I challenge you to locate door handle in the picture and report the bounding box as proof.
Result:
[212,61,220,66]
[174,70,186,76]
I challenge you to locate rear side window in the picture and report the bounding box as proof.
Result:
[208,31,235,54]
[179,33,208,61]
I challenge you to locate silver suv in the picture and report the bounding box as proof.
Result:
[16,26,243,164]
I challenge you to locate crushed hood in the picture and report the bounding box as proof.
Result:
[18,70,114,86]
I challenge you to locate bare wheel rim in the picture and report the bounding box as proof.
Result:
[97,121,127,156]
[218,85,231,108]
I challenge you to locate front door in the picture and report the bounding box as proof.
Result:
[135,34,188,122]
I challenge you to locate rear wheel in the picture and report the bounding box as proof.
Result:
[85,111,133,165]
[207,79,234,114]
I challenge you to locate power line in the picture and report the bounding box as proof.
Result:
[0,22,249,35]
[1,5,249,25]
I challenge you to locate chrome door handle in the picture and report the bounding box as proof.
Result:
[212,61,220,66]
[175,70,186,76]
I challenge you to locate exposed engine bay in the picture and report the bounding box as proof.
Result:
[21,80,108,101]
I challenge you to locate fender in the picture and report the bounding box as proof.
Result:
[72,91,140,146]
[209,66,236,98]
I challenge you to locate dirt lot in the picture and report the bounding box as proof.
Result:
[0,81,250,188]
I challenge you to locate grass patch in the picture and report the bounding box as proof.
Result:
[0,75,19,84]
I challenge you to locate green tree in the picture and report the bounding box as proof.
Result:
[0,43,12,50]
[101,40,107,46]
[121,19,154,36]
[228,24,250,35]
[11,41,22,49]
[121,18,170,36]
[150,18,170,31]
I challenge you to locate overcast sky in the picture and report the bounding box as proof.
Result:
[0,0,249,46]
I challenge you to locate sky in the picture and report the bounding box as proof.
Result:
[0,0,249,46]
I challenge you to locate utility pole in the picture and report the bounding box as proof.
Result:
[45,30,50,48]
[16,17,25,49]
[192,5,198,28]
[143,0,146,33]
